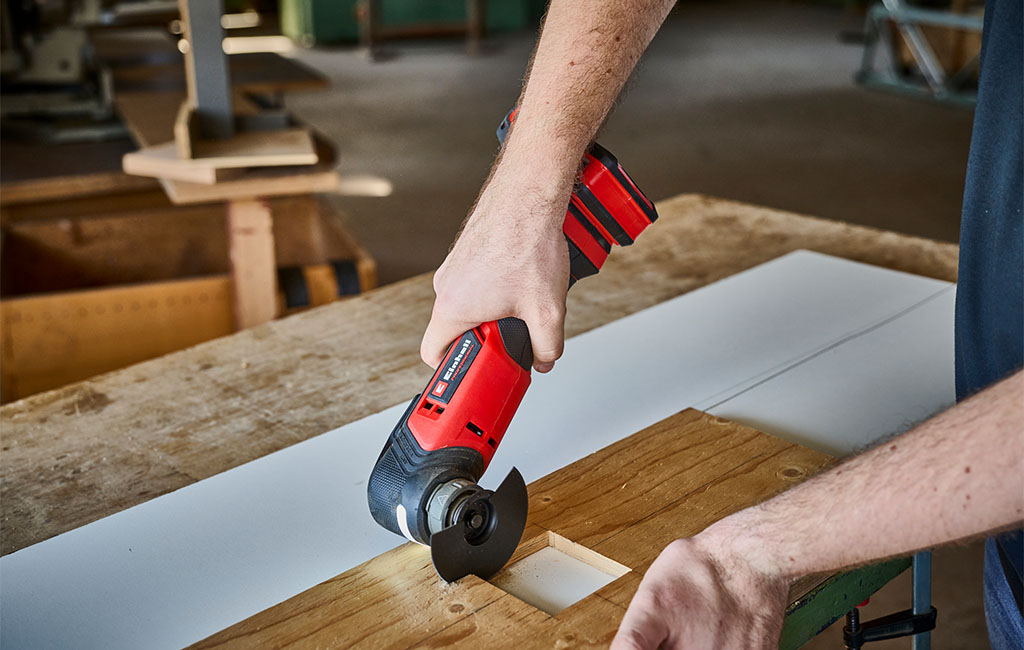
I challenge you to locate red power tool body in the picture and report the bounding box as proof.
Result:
[367,110,658,581]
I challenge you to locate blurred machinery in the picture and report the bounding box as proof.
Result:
[857,0,983,107]
[0,1,182,141]
[0,0,372,404]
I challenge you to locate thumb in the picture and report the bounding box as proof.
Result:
[523,302,565,373]
[420,310,471,369]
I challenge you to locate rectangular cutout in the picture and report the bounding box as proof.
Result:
[489,531,629,616]
[466,421,484,436]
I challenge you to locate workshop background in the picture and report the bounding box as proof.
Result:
[1,0,987,647]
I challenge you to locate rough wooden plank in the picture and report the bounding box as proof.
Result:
[187,410,832,649]
[529,414,832,564]
[192,128,317,167]
[124,142,219,185]
[0,195,959,555]
[123,130,319,184]
[0,173,159,207]
[189,542,507,650]
[116,92,338,205]
[227,199,278,329]
[155,150,339,204]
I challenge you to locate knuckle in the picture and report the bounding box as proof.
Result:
[528,300,566,330]
[542,300,567,323]
[534,346,563,364]
[431,266,448,294]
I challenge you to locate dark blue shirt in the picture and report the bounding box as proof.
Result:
[953,0,1023,624]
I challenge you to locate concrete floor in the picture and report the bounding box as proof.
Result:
[286,1,986,646]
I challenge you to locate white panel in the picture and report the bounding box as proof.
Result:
[0,251,955,650]
[708,286,956,456]
[490,546,622,616]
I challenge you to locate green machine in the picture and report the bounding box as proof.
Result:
[281,0,546,46]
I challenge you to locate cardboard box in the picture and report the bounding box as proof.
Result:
[0,195,376,402]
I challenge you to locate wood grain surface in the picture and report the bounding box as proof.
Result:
[0,195,959,556]
[188,409,832,649]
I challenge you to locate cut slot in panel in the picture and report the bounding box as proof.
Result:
[466,421,484,436]
[489,531,629,616]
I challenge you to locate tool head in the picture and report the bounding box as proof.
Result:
[429,467,528,582]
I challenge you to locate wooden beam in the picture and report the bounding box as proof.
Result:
[227,199,277,329]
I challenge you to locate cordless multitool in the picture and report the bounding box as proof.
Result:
[367,109,658,581]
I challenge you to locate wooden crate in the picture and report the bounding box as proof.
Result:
[0,195,376,403]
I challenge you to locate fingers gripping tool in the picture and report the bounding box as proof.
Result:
[366,109,658,581]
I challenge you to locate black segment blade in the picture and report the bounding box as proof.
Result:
[430,467,528,582]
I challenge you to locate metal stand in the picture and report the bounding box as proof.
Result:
[911,551,932,650]
[179,0,234,140]
[856,0,982,107]
[843,551,937,649]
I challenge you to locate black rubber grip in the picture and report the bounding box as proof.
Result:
[496,317,533,371]
[367,395,485,544]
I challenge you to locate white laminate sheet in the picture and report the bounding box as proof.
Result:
[489,546,623,616]
[0,251,955,650]
[708,284,955,456]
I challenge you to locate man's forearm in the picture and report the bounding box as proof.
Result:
[421,0,675,369]
[496,0,676,212]
[705,370,1024,579]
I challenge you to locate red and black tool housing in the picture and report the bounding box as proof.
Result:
[367,110,657,545]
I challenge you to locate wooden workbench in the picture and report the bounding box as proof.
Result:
[1,195,959,646]
[0,194,959,558]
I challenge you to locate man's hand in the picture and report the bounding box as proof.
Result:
[610,534,789,650]
[613,370,1023,649]
[420,172,571,373]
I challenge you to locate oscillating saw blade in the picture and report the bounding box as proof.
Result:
[429,467,528,582]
